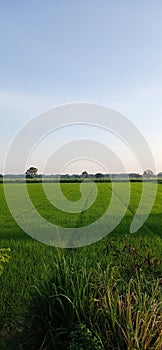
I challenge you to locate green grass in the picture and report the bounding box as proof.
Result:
[0,183,161,349]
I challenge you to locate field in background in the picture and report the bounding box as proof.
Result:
[0,183,161,349]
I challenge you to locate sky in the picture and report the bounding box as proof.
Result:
[0,0,162,174]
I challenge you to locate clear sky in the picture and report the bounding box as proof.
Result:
[0,1,162,174]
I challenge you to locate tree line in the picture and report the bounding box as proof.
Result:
[1,167,161,180]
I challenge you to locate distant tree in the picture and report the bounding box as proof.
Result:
[60,174,70,179]
[81,171,88,178]
[105,174,110,178]
[143,170,154,177]
[95,173,104,178]
[157,172,162,178]
[26,167,38,178]
[71,174,80,178]
[129,173,142,179]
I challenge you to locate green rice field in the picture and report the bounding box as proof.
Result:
[0,182,161,349]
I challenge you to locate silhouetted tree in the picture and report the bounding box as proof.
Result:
[81,171,88,178]
[157,172,162,178]
[95,173,104,178]
[143,170,154,177]
[26,167,38,178]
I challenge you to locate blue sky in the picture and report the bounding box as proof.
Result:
[0,1,162,174]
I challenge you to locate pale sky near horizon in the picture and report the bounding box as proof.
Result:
[0,1,162,174]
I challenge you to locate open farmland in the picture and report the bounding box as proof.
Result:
[0,182,162,349]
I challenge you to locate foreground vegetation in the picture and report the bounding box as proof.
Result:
[0,183,161,349]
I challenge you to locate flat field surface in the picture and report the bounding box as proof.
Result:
[0,182,162,347]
